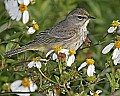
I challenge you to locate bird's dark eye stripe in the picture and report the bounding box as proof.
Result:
[77,16,86,19]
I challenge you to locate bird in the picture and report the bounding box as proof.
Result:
[4,8,95,57]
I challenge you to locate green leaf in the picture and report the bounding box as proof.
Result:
[54,75,60,84]
[5,42,14,52]
[7,32,22,40]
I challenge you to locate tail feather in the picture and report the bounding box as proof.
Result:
[4,45,30,57]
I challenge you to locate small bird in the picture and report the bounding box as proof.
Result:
[4,8,95,57]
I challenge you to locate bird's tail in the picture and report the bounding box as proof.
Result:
[4,44,32,57]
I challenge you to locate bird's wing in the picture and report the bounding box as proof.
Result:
[47,21,76,39]
[34,20,77,43]
[33,32,57,44]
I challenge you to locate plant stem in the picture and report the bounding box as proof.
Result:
[39,69,57,84]
[64,84,72,96]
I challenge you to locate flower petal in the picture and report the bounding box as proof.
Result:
[30,80,37,92]
[23,0,30,6]
[40,59,49,62]
[16,86,30,96]
[87,65,95,76]
[59,49,69,55]
[28,61,35,68]
[96,90,102,95]
[27,27,36,34]
[52,53,58,60]
[36,62,42,68]
[23,10,29,24]
[18,0,24,4]
[112,48,119,59]
[90,91,94,95]
[32,20,36,24]
[113,54,120,65]
[108,26,117,33]
[10,80,22,92]
[67,55,75,66]
[46,50,54,57]
[16,11,22,21]
[78,62,87,71]
[102,43,114,54]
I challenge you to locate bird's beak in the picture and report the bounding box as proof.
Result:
[88,16,96,19]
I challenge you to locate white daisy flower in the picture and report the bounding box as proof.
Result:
[89,90,102,96]
[27,20,39,34]
[10,77,37,96]
[102,41,120,65]
[46,46,76,66]
[28,57,48,68]
[78,59,95,76]
[108,20,120,33]
[4,0,30,24]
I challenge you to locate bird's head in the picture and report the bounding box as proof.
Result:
[66,8,95,27]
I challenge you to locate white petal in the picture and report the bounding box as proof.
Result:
[87,65,95,76]
[27,27,36,34]
[112,48,119,59]
[59,49,69,54]
[32,20,36,24]
[46,50,54,57]
[23,10,29,24]
[67,55,75,66]
[16,86,30,96]
[35,62,42,68]
[4,0,9,11]
[102,43,114,54]
[23,0,30,6]
[96,90,102,95]
[108,27,117,33]
[18,0,24,4]
[113,54,120,65]
[10,80,22,92]
[78,62,87,71]
[28,61,35,68]
[90,91,94,95]
[40,59,49,62]
[52,53,58,60]
[16,11,22,21]
[30,80,37,92]
[9,7,19,20]
[48,91,54,96]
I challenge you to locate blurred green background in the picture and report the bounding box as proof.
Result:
[0,0,120,96]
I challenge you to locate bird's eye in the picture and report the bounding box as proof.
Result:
[77,16,85,20]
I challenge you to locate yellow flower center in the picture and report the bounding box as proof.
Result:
[86,59,95,65]
[92,93,99,96]
[19,4,28,12]
[111,20,119,27]
[33,23,39,30]
[33,57,40,62]
[114,41,120,48]
[52,46,62,53]
[69,49,76,55]
[21,78,30,87]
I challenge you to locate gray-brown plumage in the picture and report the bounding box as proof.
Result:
[4,8,95,57]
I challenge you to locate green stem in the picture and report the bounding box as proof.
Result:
[38,69,57,84]
[63,84,72,96]
[58,61,62,74]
